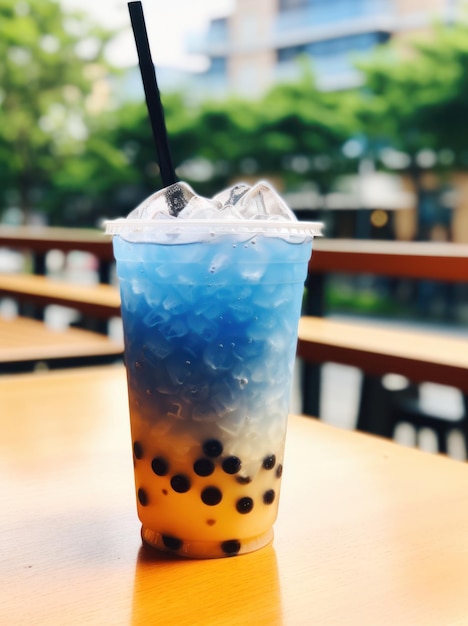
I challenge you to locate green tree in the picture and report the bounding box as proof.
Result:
[60,93,204,222]
[352,19,468,237]
[50,57,355,223]
[0,0,117,222]
[256,70,352,192]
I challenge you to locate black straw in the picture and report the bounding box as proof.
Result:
[128,1,178,187]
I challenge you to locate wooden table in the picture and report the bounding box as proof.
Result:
[2,365,468,625]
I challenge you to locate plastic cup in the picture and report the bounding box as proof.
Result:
[106,217,322,558]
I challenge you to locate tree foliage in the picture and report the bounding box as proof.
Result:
[0,0,117,221]
[353,19,468,169]
[3,6,468,229]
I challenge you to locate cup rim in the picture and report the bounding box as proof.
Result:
[104,218,324,237]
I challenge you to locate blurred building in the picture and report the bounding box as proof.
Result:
[191,0,459,97]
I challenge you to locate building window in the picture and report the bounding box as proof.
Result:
[278,0,391,20]
[277,32,389,63]
[208,57,227,77]
[279,0,312,10]
[209,18,228,44]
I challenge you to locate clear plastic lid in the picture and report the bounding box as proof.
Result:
[105,218,324,239]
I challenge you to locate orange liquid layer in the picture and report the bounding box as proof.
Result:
[130,412,284,556]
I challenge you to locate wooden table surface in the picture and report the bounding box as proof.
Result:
[2,365,468,626]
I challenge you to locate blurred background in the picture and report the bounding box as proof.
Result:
[2,0,468,318]
[1,0,468,445]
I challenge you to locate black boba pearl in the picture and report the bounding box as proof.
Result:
[133,441,144,459]
[137,488,148,506]
[162,535,183,551]
[236,497,254,514]
[193,458,215,477]
[262,454,276,470]
[276,464,283,478]
[221,540,241,556]
[263,489,276,505]
[222,456,241,475]
[203,439,223,458]
[170,474,191,493]
[201,486,223,506]
[236,475,252,485]
[151,456,169,476]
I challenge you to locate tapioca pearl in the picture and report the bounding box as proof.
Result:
[236,475,252,485]
[276,464,283,479]
[263,489,276,505]
[133,441,144,460]
[262,454,276,470]
[170,474,191,493]
[222,456,241,475]
[201,486,223,506]
[151,456,169,476]
[162,535,183,551]
[203,439,223,458]
[193,458,215,477]
[236,497,254,514]
[221,540,241,556]
[137,488,149,506]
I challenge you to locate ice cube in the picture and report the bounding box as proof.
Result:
[203,341,236,371]
[213,183,250,207]
[143,308,170,327]
[144,331,173,358]
[218,203,244,220]
[160,317,188,339]
[165,351,193,385]
[124,180,297,222]
[127,182,197,219]
[177,194,222,219]
[237,182,297,221]
[192,403,218,423]
[187,314,219,343]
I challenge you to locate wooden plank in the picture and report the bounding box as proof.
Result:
[311,238,468,282]
[0,316,123,367]
[0,274,121,319]
[0,225,114,260]
[297,316,468,392]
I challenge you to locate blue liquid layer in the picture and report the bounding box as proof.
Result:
[114,233,312,452]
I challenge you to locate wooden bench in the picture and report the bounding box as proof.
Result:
[299,238,468,453]
[0,316,123,373]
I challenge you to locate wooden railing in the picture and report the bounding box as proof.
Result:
[0,226,123,372]
[0,225,114,282]
[300,238,468,453]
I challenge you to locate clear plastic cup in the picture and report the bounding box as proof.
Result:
[106,217,322,558]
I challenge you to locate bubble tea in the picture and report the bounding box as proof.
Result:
[106,181,322,558]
